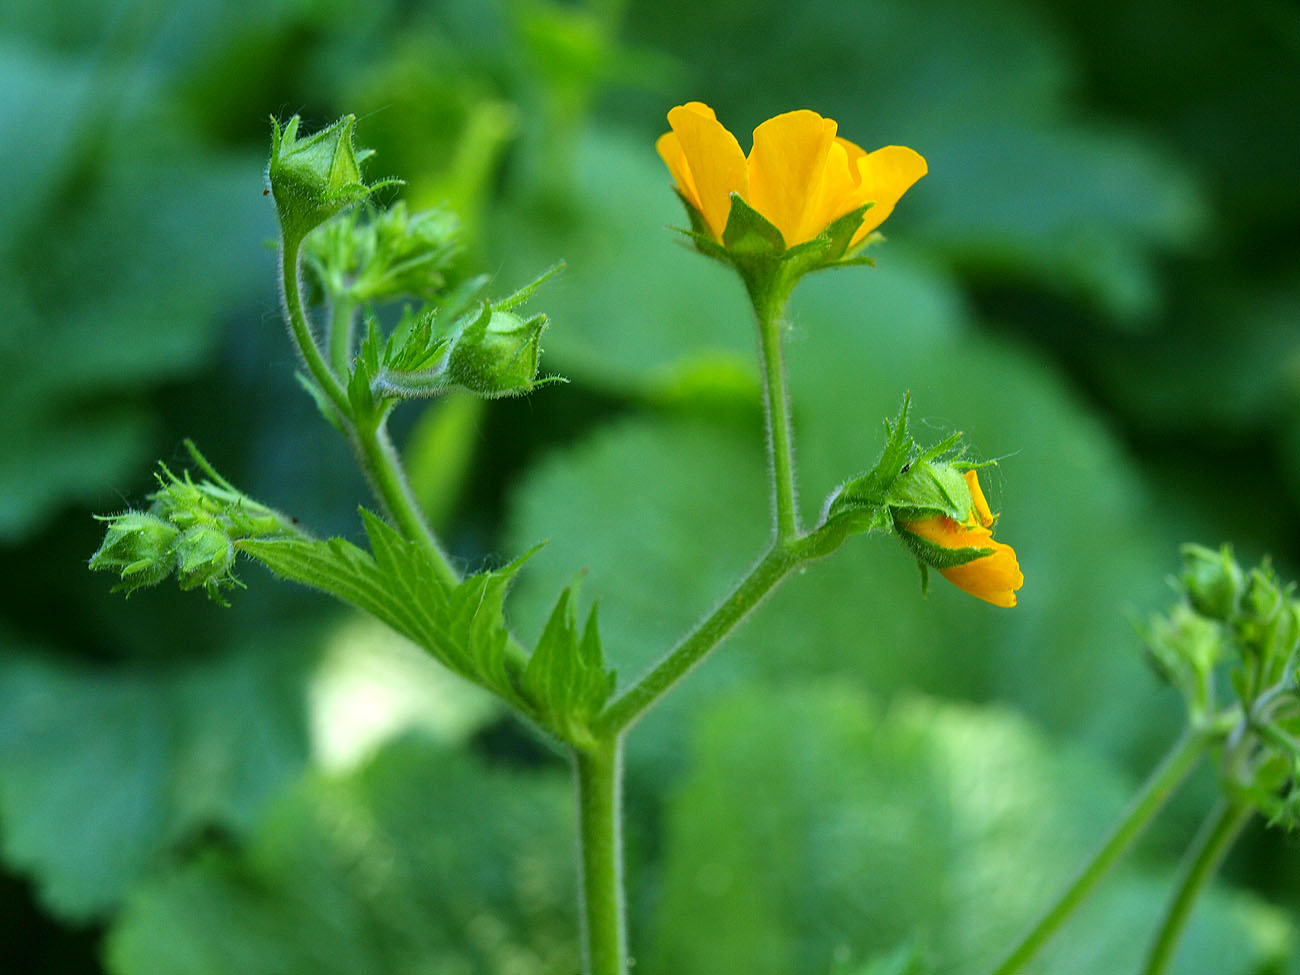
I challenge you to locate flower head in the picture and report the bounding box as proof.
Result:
[656,102,927,250]
[899,470,1023,608]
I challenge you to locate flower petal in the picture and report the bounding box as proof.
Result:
[746,110,838,246]
[964,469,995,528]
[664,102,748,241]
[656,131,701,215]
[940,540,1023,608]
[849,145,928,245]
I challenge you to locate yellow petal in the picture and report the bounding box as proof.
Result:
[964,469,995,528]
[663,103,748,240]
[795,139,864,244]
[656,131,702,217]
[902,513,990,550]
[902,511,1023,608]
[746,110,839,246]
[940,541,1023,608]
[849,145,928,245]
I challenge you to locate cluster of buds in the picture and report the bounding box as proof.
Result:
[268,114,560,412]
[1145,545,1300,827]
[89,443,301,603]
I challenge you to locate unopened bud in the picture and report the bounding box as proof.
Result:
[89,511,181,593]
[1180,544,1243,622]
[445,308,547,398]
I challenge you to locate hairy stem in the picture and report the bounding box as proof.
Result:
[752,282,800,542]
[328,295,357,378]
[575,737,627,975]
[279,233,351,416]
[1142,801,1252,975]
[991,728,1210,974]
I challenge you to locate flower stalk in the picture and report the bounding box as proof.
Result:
[575,736,628,975]
[991,727,1212,975]
[1142,802,1253,975]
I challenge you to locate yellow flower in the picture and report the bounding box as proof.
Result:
[901,470,1023,608]
[656,102,927,248]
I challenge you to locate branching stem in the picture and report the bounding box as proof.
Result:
[991,727,1211,974]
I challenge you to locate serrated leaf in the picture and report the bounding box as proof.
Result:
[521,590,615,745]
[238,513,532,710]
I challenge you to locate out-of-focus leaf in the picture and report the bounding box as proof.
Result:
[0,636,316,921]
[647,681,1291,973]
[105,735,577,975]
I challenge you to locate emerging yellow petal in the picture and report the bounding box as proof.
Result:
[901,470,1022,608]
[964,469,995,528]
[660,102,748,240]
[658,103,926,249]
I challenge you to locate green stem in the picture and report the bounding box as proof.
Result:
[991,728,1210,975]
[279,233,351,416]
[352,416,460,590]
[595,529,840,736]
[328,295,357,378]
[752,282,799,542]
[574,737,627,975]
[1142,801,1252,975]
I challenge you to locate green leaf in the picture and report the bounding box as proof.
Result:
[239,512,532,711]
[0,636,315,922]
[105,736,578,975]
[647,682,1291,973]
[521,589,615,746]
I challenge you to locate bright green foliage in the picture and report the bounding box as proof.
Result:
[0,638,315,922]
[241,512,533,713]
[105,736,579,975]
[647,682,1291,974]
[522,590,615,748]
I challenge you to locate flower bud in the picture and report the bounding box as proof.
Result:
[445,307,547,398]
[269,115,387,241]
[1243,566,1286,625]
[1180,543,1243,621]
[88,511,180,593]
[173,524,236,594]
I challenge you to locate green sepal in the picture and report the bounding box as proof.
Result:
[521,587,616,747]
[668,189,883,292]
[823,395,972,534]
[721,193,787,256]
[894,521,994,571]
[238,511,537,711]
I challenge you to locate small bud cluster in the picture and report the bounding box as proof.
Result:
[1145,544,1300,828]
[305,202,462,307]
[89,443,300,604]
[268,115,563,416]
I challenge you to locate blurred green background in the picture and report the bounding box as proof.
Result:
[2,0,1299,971]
